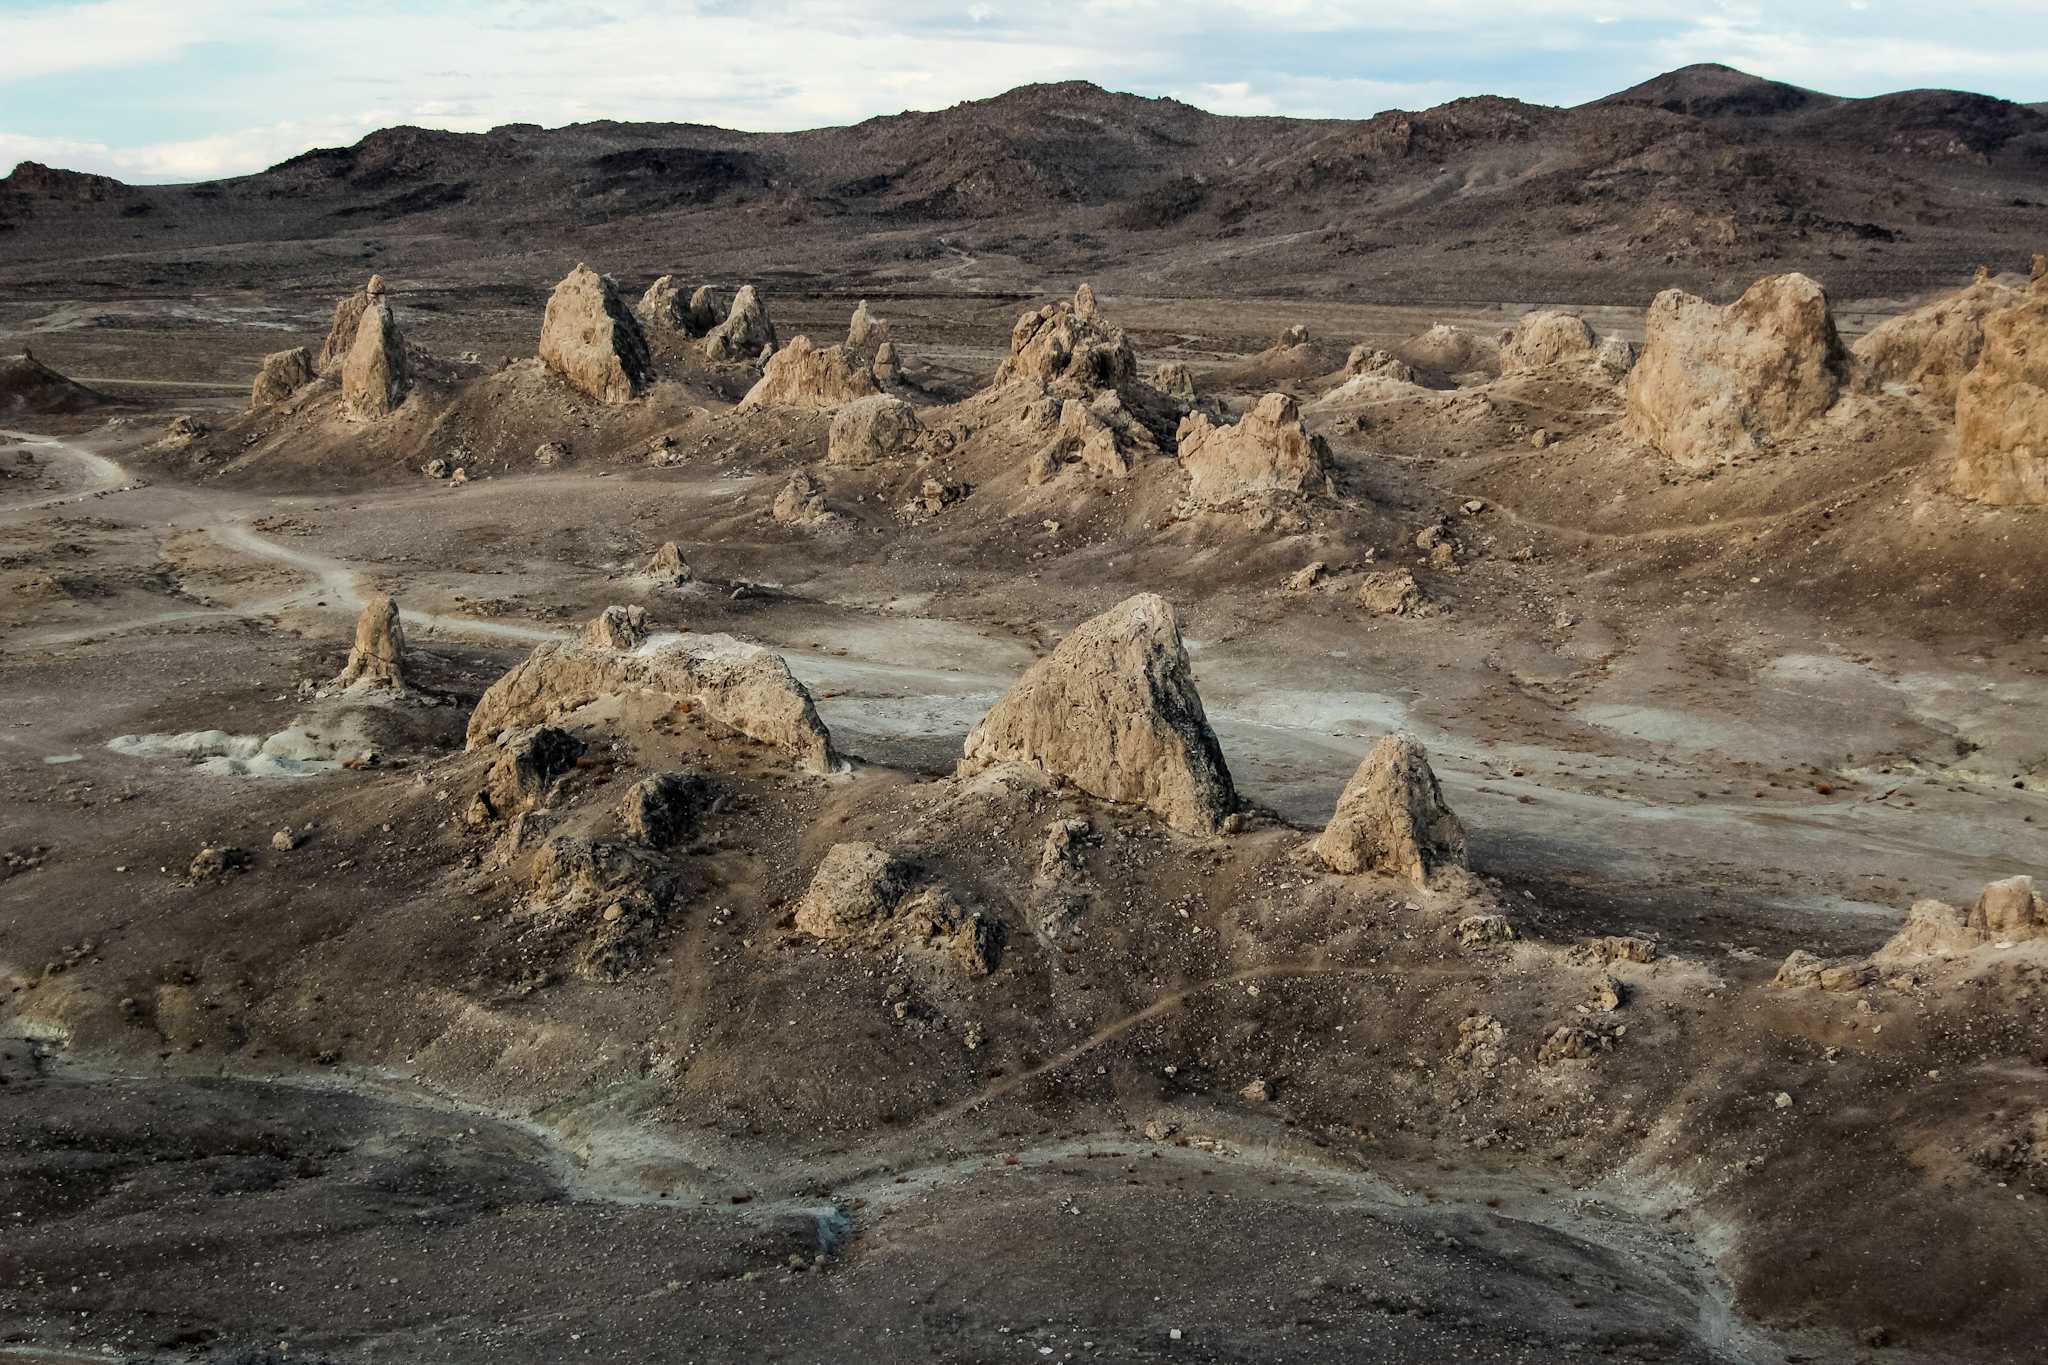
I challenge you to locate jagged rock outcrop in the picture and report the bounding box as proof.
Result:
[792,842,1002,976]
[538,263,653,405]
[250,347,314,408]
[1307,734,1467,882]
[846,299,889,352]
[333,594,408,689]
[1155,361,1197,401]
[771,471,834,527]
[580,604,649,651]
[467,633,840,773]
[1624,273,1851,468]
[642,541,692,586]
[738,336,881,411]
[1954,276,2048,504]
[635,275,690,332]
[617,771,711,848]
[872,340,903,384]
[1176,392,1333,508]
[687,286,733,337]
[702,285,776,363]
[316,276,380,375]
[958,593,1237,835]
[481,725,587,817]
[341,296,409,419]
[1500,311,1598,373]
[995,284,1139,395]
[1873,876,2048,963]
[1856,273,2017,406]
[827,394,922,466]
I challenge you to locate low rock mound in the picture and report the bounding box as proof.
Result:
[341,295,409,419]
[1307,734,1467,882]
[479,725,586,817]
[1176,392,1333,508]
[1026,394,1158,483]
[702,285,777,363]
[793,842,1002,977]
[827,394,922,466]
[333,594,408,690]
[1955,276,2048,504]
[996,283,1139,395]
[580,604,650,651]
[467,633,840,773]
[249,347,314,408]
[1855,271,2018,406]
[617,771,711,848]
[771,471,833,527]
[1396,324,1500,380]
[1876,875,2048,961]
[738,336,881,411]
[1344,345,1420,385]
[0,350,106,415]
[539,264,652,405]
[1624,273,1850,468]
[958,593,1237,835]
[1500,312,1598,373]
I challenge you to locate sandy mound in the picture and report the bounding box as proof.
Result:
[1854,269,2017,405]
[1954,275,2048,504]
[958,593,1237,835]
[249,346,314,408]
[0,350,107,415]
[1395,323,1500,382]
[1176,391,1333,509]
[738,336,881,411]
[1307,734,1467,882]
[538,263,652,405]
[1499,311,1599,373]
[1624,273,1851,468]
[467,632,841,773]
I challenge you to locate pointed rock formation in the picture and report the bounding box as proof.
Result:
[1954,273,2048,504]
[996,284,1139,395]
[846,299,889,353]
[1308,734,1467,882]
[316,278,378,375]
[702,284,777,363]
[872,339,903,383]
[642,541,692,586]
[636,275,691,332]
[738,335,881,411]
[1624,273,1851,468]
[467,633,840,773]
[250,346,314,408]
[580,604,650,651]
[539,263,652,405]
[341,296,409,419]
[687,286,733,337]
[1856,272,2016,406]
[1176,392,1333,508]
[827,394,922,466]
[333,594,408,689]
[958,593,1237,835]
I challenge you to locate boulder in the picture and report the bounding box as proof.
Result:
[250,346,315,408]
[1500,311,1598,373]
[687,285,734,337]
[1624,273,1851,468]
[1307,733,1467,882]
[1357,569,1430,617]
[341,297,409,419]
[1594,335,1640,379]
[1954,279,2048,504]
[958,593,1237,835]
[1968,874,2047,939]
[483,725,587,815]
[826,394,922,466]
[1344,345,1420,384]
[333,594,408,689]
[1854,273,2016,406]
[738,336,881,411]
[617,771,711,848]
[580,604,649,651]
[792,842,1003,976]
[1176,392,1333,508]
[538,263,653,405]
[995,284,1139,395]
[872,340,903,384]
[702,284,777,363]
[636,275,690,332]
[643,541,692,585]
[467,633,840,773]
[771,471,833,527]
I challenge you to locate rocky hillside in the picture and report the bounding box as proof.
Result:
[2,67,2045,304]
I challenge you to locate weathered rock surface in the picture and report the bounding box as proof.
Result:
[826,394,922,466]
[792,842,1001,976]
[846,299,889,352]
[1397,324,1499,378]
[1954,279,2048,504]
[250,346,314,407]
[771,471,833,527]
[482,725,587,816]
[1356,569,1432,617]
[702,284,776,363]
[1344,345,1420,384]
[872,339,903,384]
[1855,274,2016,406]
[316,282,374,375]
[1176,392,1333,508]
[738,336,881,411]
[617,771,711,848]
[467,634,840,772]
[643,541,692,585]
[1500,311,1598,373]
[1155,361,1197,400]
[333,594,408,689]
[341,297,409,419]
[1307,734,1467,882]
[996,284,1139,395]
[580,604,649,651]
[686,285,733,337]
[958,593,1237,835]
[1624,273,1850,467]
[538,264,652,405]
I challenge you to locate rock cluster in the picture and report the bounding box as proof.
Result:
[468,633,840,773]
[1954,273,2048,504]
[702,285,777,363]
[996,284,1139,395]
[826,394,922,466]
[1307,734,1467,882]
[1344,345,1420,385]
[538,264,653,405]
[333,594,408,690]
[1155,361,1197,401]
[1026,394,1156,483]
[635,275,714,335]
[250,346,314,408]
[1176,392,1333,508]
[738,336,881,411]
[1624,273,1850,468]
[958,593,1237,835]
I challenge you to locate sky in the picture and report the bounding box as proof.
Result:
[2,1,2045,183]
